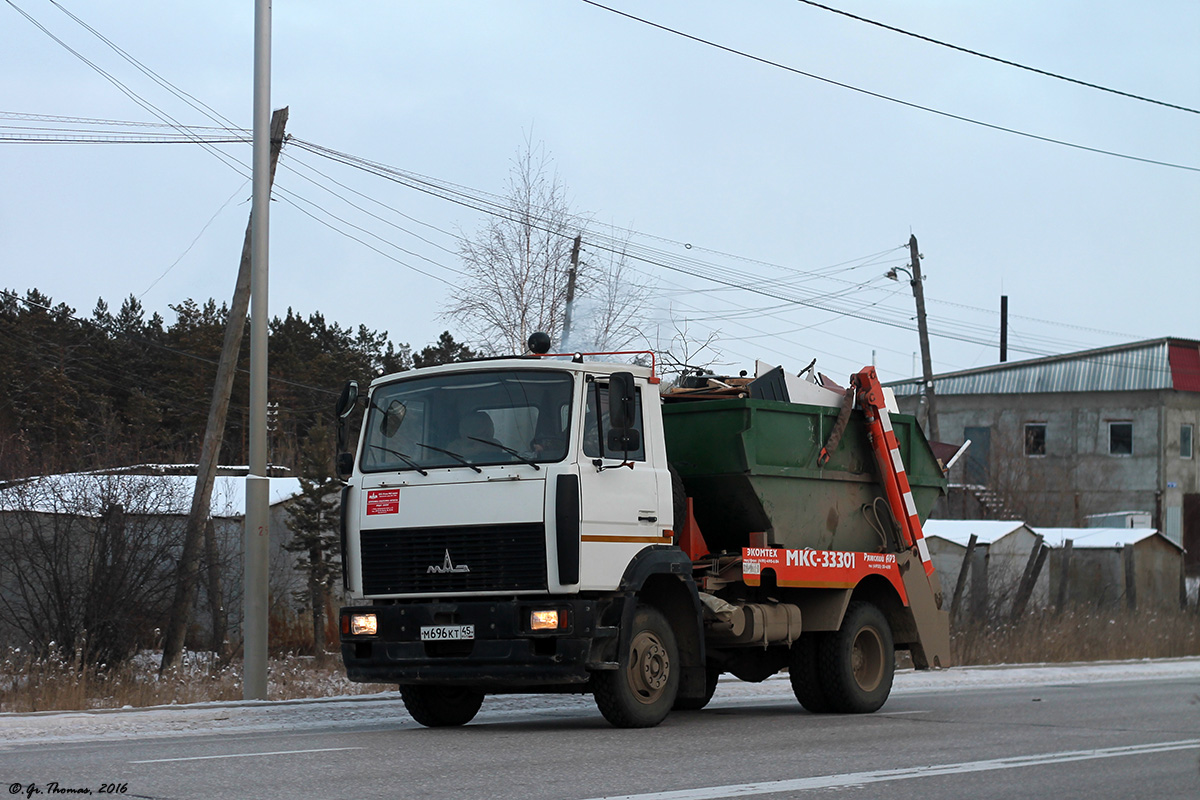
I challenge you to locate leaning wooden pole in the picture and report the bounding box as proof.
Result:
[160,107,289,673]
[950,533,977,622]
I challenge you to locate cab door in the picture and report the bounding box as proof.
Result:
[575,374,668,589]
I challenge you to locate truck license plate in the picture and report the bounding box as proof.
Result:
[420,624,475,641]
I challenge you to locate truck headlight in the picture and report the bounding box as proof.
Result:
[350,613,378,636]
[530,609,565,631]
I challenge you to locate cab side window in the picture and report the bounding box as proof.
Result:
[583,382,645,461]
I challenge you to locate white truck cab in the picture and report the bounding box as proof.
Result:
[344,359,674,598]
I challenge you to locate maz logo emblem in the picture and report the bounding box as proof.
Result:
[427,549,471,574]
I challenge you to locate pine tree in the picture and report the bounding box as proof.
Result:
[413,331,479,367]
[284,431,343,658]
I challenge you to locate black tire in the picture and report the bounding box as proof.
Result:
[788,633,833,713]
[673,665,720,711]
[594,605,680,728]
[400,685,485,727]
[817,601,894,713]
[668,464,687,538]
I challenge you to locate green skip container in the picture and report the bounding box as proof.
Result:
[662,397,947,554]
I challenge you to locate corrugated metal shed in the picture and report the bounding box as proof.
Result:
[888,337,1197,397]
[923,519,1030,547]
[1034,526,1183,552]
[0,472,303,518]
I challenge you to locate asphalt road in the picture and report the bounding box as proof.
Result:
[2,675,1198,800]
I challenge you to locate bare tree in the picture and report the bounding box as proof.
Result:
[651,315,725,388]
[572,229,651,352]
[447,137,578,355]
[0,474,191,665]
[446,138,647,355]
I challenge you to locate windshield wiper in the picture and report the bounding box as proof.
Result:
[366,444,428,476]
[467,437,541,470]
[415,442,483,473]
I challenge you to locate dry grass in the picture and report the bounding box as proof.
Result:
[952,605,1200,666]
[0,647,389,713]
[5,606,1199,712]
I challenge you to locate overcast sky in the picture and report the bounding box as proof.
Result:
[3,1,1197,383]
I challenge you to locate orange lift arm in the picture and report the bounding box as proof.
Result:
[850,367,936,580]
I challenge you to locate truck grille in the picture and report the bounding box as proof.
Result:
[360,523,547,595]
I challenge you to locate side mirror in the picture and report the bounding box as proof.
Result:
[336,451,355,479]
[606,427,641,453]
[335,380,360,463]
[608,372,636,429]
[380,400,407,437]
[335,380,359,419]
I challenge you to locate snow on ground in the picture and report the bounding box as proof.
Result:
[1,658,1197,747]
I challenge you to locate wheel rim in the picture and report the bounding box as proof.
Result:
[626,630,671,704]
[850,625,884,692]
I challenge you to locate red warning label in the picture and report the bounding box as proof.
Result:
[366,488,400,516]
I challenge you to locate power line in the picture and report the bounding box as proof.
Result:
[139,181,248,301]
[926,296,1144,341]
[5,0,252,181]
[282,153,463,259]
[292,138,914,301]
[0,133,248,144]
[6,5,1190,359]
[578,1,1199,173]
[3,113,1141,361]
[46,0,239,130]
[0,110,242,130]
[793,0,1199,115]
[0,111,1149,354]
[286,136,1152,359]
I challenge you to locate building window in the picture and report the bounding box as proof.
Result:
[1108,421,1133,456]
[1024,423,1046,456]
[1183,424,1194,459]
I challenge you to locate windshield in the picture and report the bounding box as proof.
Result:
[360,369,574,473]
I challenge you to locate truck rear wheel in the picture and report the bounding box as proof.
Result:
[788,634,832,713]
[594,605,679,727]
[400,685,485,727]
[818,601,894,713]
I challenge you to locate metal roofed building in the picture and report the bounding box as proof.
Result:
[0,469,309,653]
[1034,527,1185,610]
[887,337,1199,566]
[923,520,1043,618]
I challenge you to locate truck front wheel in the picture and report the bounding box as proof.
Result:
[818,601,894,713]
[400,685,485,727]
[594,605,680,727]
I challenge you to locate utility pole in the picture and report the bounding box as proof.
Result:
[560,234,582,350]
[908,234,940,442]
[245,0,273,701]
[160,106,289,674]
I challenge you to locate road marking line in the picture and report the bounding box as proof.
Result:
[581,739,1200,800]
[131,746,364,764]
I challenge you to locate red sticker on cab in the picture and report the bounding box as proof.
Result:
[366,488,400,515]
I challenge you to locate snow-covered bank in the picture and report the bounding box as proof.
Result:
[2,657,1197,746]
